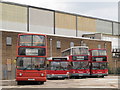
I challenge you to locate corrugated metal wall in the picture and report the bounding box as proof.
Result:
[29,8,54,34]
[113,22,118,35]
[55,12,76,36]
[96,20,112,34]
[77,16,96,37]
[0,2,119,36]
[0,3,27,31]
[0,32,2,80]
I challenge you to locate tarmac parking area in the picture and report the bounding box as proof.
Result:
[1,76,119,89]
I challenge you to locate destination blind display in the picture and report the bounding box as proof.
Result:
[92,57,107,61]
[52,58,68,61]
[72,56,88,60]
[26,48,38,56]
[18,47,46,56]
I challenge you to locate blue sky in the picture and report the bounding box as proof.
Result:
[2,0,119,21]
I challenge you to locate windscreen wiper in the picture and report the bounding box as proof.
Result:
[75,67,81,69]
[35,68,41,71]
[23,65,32,70]
[61,67,66,71]
[55,68,60,71]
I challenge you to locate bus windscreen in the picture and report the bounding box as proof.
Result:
[47,61,69,70]
[17,57,46,70]
[72,48,89,55]
[92,62,107,70]
[72,61,89,69]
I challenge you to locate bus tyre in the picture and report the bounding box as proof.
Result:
[100,76,104,78]
[79,77,82,79]
[38,81,44,85]
[17,81,22,85]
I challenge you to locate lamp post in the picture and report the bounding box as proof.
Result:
[50,38,53,57]
[114,59,117,75]
[80,40,83,46]
[104,43,107,48]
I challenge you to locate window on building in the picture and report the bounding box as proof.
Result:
[80,40,84,45]
[70,42,74,47]
[83,43,86,46]
[117,49,120,52]
[56,41,61,49]
[98,44,101,49]
[104,43,107,48]
[90,37,94,39]
[6,37,12,46]
[112,53,115,57]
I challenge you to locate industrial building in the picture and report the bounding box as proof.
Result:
[0,1,119,79]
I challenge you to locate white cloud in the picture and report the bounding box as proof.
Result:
[82,6,118,21]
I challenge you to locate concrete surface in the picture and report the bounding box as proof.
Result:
[1,76,119,89]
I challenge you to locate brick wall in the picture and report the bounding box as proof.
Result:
[1,31,113,79]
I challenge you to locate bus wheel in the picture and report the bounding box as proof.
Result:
[79,77,82,79]
[38,82,44,85]
[17,81,22,85]
[100,76,104,78]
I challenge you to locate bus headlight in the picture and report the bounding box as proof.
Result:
[52,74,54,76]
[19,73,22,76]
[41,73,44,76]
[66,72,69,75]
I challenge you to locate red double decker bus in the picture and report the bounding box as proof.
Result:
[89,49,108,78]
[46,57,70,79]
[16,34,47,85]
[62,46,90,78]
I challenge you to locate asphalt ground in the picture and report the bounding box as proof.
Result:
[1,76,119,89]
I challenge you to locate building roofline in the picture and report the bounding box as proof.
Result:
[1,1,119,23]
[47,33,111,42]
[0,29,112,43]
[82,33,120,37]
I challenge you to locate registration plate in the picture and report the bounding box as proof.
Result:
[28,79,35,81]
[58,76,62,78]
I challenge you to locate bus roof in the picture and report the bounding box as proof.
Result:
[61,46,89,53]
[89,48,106,51]
[18,33,46,36]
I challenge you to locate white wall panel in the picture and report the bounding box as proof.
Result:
[96,20,112,34]
[113,22,118,35]
[29,8,54,34]
[55,28,76,37]
[1,21,27,31]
